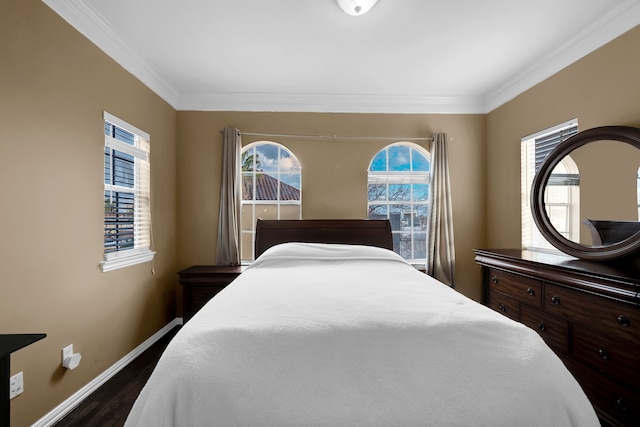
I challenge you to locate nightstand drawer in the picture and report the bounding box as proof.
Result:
[520,305,569,354]
[488,269,542,308]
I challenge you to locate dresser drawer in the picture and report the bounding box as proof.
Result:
[487,269,542,308]
[489,290,519,320]
[520,305,569,354]
[572,325,640,386]
[562,356,640,427]
[544,283,640,341]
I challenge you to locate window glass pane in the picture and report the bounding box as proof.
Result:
[368,204,387,218]
[413,232,427,259]
[368,184,386,201]
[105,122,135,145]
[370,150,387,171]
[388,209,402,231]
[260,204,278,220]
[104,147,111,184]
[280,205,301,219]
[104,190,134,252]
[389,145,411,171]
[414,204,428,230]
[412,183,428,201]
[112,150,134,187]
[255,174,278,200]
[241,232,254,260]
[398,233,412,258]
[279,176,300,201]
[242,173,254,200]
[241,147,257,171]
[256,144,279,172]
[280,149,301,172]
[411,149,430,172]
[547,205,569,234]
[389,184,411,201]
[279,172,301,190]
[241,205,254,231]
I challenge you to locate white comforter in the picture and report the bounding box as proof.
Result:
[125,243,598,427]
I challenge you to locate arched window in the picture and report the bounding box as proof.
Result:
[367,143,430,264]
[241,142,301,261]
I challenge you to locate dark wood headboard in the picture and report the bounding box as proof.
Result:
[254,219,393,258]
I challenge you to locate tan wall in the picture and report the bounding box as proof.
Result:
[1,1,178,425]
[177,112,487,301]
[11,1,639,425]
[486,25,640,249]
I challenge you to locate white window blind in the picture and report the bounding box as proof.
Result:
[521,119,578,251]
[101,112,154,272]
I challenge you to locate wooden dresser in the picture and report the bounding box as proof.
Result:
[178,265,246,322]
[474,249,640,427]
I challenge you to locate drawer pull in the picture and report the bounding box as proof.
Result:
[498,304,506,312]
[527,287,535,296]
[598,348,609,360]
[537,321,545,331]
[491,276,498,284]
[616,315,630,327]
[550,295,560,304]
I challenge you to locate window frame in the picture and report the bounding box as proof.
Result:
[240,141,301,262]
[521,119,578,252]
[101,111,154,272]
[367,142,430,265]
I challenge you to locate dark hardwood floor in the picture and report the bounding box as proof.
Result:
[53,326,180,427]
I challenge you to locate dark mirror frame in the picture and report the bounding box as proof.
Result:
[531,125,640,261]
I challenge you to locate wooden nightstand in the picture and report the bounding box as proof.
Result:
[178,265,246,322]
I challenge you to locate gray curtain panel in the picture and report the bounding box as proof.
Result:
[427,133,456,287]
[215,127,242,266]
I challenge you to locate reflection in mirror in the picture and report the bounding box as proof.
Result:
[543,140,640,247]
[545,156,580,243]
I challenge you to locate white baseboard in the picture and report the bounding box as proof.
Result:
[32,317,183,427]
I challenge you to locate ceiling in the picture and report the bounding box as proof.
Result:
[43,0,640,113]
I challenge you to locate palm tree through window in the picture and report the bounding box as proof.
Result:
[241,142,301,261]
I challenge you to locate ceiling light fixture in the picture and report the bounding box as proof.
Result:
[336,0,379,16]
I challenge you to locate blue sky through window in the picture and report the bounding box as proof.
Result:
[370,146,430,172]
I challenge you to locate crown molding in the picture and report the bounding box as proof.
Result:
[42,0,180,108]
[177,92,485,114]
[484,0,640,113]
[43,0,640,114]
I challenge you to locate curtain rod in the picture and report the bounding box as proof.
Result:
[220,129,445,142]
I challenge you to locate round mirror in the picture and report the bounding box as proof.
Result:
[531,126,640,260]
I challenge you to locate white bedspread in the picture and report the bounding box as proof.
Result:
[125,243,599,427]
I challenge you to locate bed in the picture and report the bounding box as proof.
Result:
[125,219,599,427]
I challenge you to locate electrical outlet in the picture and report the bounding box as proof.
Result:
[62,344,73,364]
[9,372,23,399]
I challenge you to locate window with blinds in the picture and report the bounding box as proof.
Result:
[101,112,154,272]
[521,119,579,251]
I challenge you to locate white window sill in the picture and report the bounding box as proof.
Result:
[100,250,155,272]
